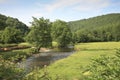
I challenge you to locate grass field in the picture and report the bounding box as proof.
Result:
[27,42,120,80]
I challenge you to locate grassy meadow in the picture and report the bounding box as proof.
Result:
[27,42,120,80]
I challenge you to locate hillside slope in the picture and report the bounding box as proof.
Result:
[68,13,120,42]
[68,13,120,32]
[0,14,29,34]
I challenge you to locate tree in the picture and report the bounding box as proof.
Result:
[113,24,120,41]
[0,31,3,43]
[1,27,23,43]
[25,17,52,52]
[76,30,89,43]
[51,20,72,48]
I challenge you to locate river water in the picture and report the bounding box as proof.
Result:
[19,48,74,72]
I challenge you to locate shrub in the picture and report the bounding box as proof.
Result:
[83,49,120,80]
[0,56,24,80]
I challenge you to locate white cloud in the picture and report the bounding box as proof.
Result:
[74,0,110,11]
[40,0,110,12]
[44,0,81,12]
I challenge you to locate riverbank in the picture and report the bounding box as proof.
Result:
[0,43,36,62]
[25,42,120,80]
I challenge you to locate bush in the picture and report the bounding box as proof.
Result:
[83,49,120,80]
[0,56,24,80]
[0,51,28,62]
[26,48,38,54]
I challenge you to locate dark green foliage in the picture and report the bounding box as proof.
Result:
[0,14,7,30]
[68,13,120,42]
[51,20,72,47]
[25,17,52,51]
[0,51,27,61]
[0,31,3,43]
[0,14,29,34]
[0,56,24,80]
[113,24,120,41]
[1,27,23,43]
[83,49,120,80]
[5,17,29,35]
[0,14,29,44]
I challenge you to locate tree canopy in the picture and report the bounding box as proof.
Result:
[25,17,52,51]
[51,20,72,48]
[1,27,23,43]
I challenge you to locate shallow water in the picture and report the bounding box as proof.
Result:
[19,48,74,72]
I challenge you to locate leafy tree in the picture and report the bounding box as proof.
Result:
[1,27,23,43]
[25,17,52,52]
[71,32,78,44]
[113,24,120,41]
[0,31,3,43]
[76,30,89,43]
[51,20,72,48]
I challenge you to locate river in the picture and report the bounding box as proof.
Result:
[19,48,74,72]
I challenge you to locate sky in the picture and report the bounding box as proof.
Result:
[0,0,120,26]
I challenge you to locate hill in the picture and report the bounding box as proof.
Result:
[68,13,120,42]
[0,14,29,43]
[68,13,120,32]
[0,14,29,34]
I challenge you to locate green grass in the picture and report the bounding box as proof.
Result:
[52,41,59,48]
[18,42,32,47]
[27,42,120,80]
[0,43,18,48]
[74,42,120,51]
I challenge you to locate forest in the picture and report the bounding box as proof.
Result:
[69,13,120,42]
[0,13,120,80]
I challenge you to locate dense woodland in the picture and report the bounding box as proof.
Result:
[68,13,120,42]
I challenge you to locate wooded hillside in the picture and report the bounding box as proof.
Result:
[68,13,120,42]
[0,14,29,34]
[0,14,29,43]
[68,13,120,32]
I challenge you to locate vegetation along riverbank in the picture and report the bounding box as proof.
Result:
[0,13,120,80]
[25,42,120,80]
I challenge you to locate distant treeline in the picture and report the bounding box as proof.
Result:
[0,13,120,44]
[68,13,120,42]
